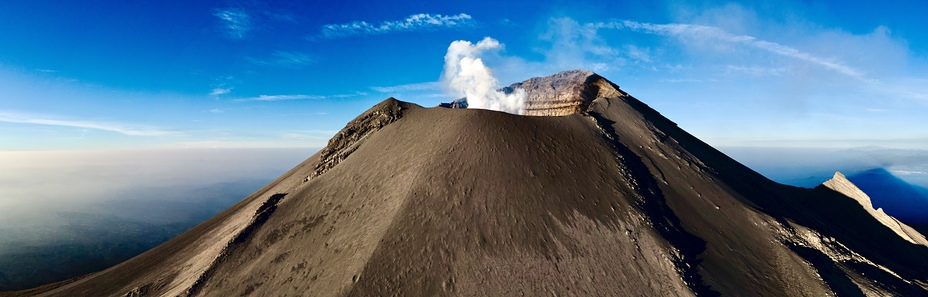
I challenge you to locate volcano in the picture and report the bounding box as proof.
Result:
[14,70,928,296]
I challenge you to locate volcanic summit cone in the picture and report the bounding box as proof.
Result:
[17,70,928,296]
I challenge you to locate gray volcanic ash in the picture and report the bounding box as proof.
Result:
[15,70,928,297]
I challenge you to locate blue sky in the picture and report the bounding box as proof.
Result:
[2,0,927,150]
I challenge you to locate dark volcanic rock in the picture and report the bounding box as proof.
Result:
[307,98,410,181]
[437,98,467,109]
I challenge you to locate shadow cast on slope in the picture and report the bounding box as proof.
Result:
[616,95,928,292]
[785,242,865,297]
[588,111,720,296]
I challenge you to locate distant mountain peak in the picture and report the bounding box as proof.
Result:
[823,171,928,246]
[823,172,874,208]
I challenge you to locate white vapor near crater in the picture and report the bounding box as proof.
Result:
[442,37,526,115]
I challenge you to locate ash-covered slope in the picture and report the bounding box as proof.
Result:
[20,71,928,297]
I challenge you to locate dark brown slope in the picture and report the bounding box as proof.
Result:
[182,99,696,296]
[24,71,928,296]
[583,86,928,295]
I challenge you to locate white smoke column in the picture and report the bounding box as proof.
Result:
[442,37,526,115]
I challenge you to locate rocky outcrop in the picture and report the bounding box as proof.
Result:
[823,172,928,246]
[306,98,412,181]
[441,70,628,116]
[505,70,627,116]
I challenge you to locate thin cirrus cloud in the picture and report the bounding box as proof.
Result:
[0,111,174,136]
[245,94,324,101]
[321,13,474,38]
[598,20,866,79]
[247,51,315,68]
[235,92,365,102]
[210,87,232,96]
[725,65,788,76]
[370,81,441,93]
[214,8,252,39]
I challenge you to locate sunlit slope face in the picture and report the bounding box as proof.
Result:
[515,70,627,116]
[30,71,928,297]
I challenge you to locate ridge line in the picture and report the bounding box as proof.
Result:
[585,107,719,296]
[181,193,288,297]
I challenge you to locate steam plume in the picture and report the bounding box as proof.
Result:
[442,37,526,115]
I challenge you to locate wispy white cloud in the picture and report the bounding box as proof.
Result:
[247,51,315,68]
[866,78,928,102]
[541,18,616,71]
[321,13,474,38]
[370,81,441,93]
[725,65,787,76]
[243,94,324,101]
[891,170,927,175]
[210,87,231,96]
[234,92,366,102]
[214,8,252,39]
[598,20,867,79]
[660,78,706,83]
[0,111,174,136]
